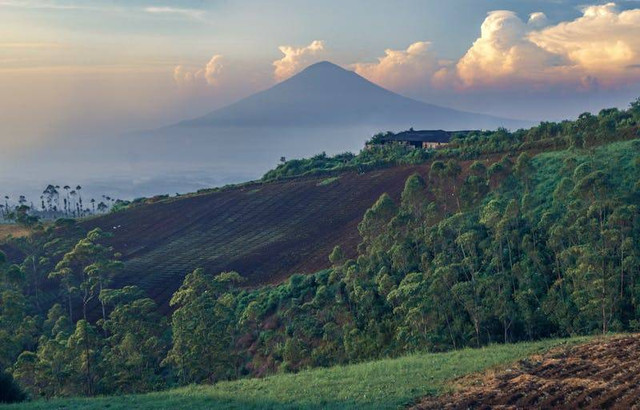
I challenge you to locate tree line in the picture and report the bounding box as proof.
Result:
[1,185,126,225]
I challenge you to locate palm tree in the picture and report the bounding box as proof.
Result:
[90,198,96,214]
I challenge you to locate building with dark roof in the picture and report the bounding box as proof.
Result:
[373,129,477,149]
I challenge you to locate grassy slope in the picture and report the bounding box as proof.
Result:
[530,140,640,211]
[6,337,588,410]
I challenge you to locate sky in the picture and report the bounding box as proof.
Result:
[2,0,640,165]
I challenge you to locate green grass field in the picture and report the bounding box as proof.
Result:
[5,337,589,410]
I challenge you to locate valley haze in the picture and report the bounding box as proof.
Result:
[0,62,528,202]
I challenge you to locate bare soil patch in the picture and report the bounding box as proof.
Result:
[413,335,640,410]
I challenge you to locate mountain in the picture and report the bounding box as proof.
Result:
[176,61,527,130]
[117,61,529,197]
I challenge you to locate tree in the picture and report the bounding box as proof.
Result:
[101,288,168,393]
[17,304,73,398]
[0,256,39,373]
[514,152,533,192]
[358,193,398,250]
[400,173,427,217]
[75,186,83,217]
[42,185,59,213]
[97,202,108,213]
[49,228,122,321]
[66,320,100,396]
[165,269,245,383]
[329,245,346,266]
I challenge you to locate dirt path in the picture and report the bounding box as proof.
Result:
[413,335,640,410]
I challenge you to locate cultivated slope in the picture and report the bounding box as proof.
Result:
[80,166,420,312]
[177,61,525,130]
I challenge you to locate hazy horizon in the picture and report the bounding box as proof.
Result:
[3,0,640,201]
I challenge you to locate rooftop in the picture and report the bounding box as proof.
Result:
[378,129,477,144]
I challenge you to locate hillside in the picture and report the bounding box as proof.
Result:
[75,148,521,315]
[77,166,420,313]
[3,337,584,409]
[1,103,639,403]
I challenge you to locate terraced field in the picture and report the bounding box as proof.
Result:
[81,166,422,313]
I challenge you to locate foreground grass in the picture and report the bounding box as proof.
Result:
[6,337,590,410]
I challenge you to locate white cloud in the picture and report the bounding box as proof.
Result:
[173,55,224,86]
[433,3,640,91]
[351,41,440,91]
[144,6,204,20]
[203,55,223,85]
[272,40,326,81]
[437,10,559,90]
[529,3,640,85]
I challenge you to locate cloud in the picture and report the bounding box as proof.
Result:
[527,12,548,28]
[435,10,560,90]
[435,3,640,91]
[144,6,204,20]
[351,41,440,91]
[528,3,640,84]
[174,55,224,86]
[273,40,326,81]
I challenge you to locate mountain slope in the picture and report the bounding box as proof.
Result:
[78,166,421,314]
[176,61,526,130]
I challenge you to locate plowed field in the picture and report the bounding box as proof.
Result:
[413,335,640,410]
[81,166,423,313]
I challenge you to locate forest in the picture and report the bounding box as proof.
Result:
[1,99,639,403]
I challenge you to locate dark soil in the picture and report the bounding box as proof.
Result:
[413,335,640,410]
[80,166,421,314]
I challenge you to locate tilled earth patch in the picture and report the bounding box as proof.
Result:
[413,335,640,410]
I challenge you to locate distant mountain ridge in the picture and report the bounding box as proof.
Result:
[176,61,528,130]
